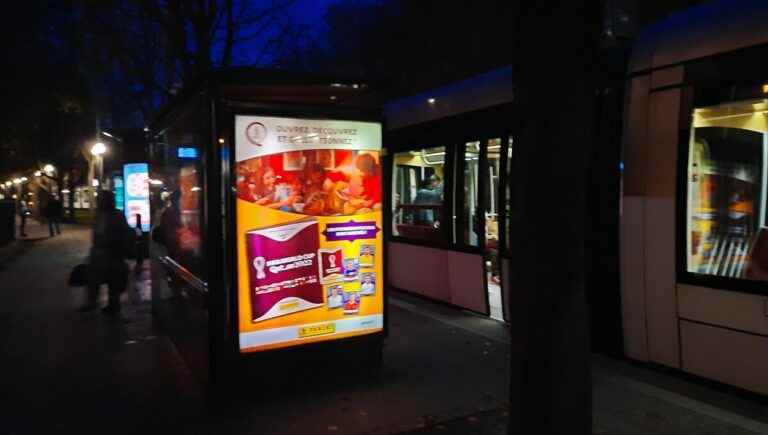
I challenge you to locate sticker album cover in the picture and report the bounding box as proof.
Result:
[246,218,324,322]
[318,247,344,283]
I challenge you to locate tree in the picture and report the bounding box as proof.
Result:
[73,0,300,127]
[0,0,95,181]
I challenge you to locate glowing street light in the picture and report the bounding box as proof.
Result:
[34,171,42,177]
[43,164,55,175]
[91,142,107,156]
[13,178,21,185]
[4,181,11,187]
[20,177,28,182]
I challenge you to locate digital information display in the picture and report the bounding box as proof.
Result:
[235,115,384,352]
[113,175,125,211]
[123,163,150,232]
[177,146,199,159]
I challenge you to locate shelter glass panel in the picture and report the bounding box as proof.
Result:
[149,104,208,280]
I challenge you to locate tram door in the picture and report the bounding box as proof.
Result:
[462,137,507,321]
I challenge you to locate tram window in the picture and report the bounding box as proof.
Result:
[393,147,445,242]
[686,99,768,282]
[461,141,481,247]
[486,138,502,248]
[150,103,207,280]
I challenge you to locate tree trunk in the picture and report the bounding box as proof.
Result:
[507,1,603,434]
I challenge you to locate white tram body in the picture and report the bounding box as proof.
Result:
[622,0,768,394]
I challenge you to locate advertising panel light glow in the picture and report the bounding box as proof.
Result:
[235,115,384,352]
[123,163,150,232]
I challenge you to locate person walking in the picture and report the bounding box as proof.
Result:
[44,196,62,237]
[17,196,28,238]
[78,191,133,316]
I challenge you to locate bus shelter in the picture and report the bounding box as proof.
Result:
[147,69,386,392]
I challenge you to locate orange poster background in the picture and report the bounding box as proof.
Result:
[236,202,384,352]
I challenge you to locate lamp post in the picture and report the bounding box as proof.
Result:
[90,142,106,183]
[89,142,107,210]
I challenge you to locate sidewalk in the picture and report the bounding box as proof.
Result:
[0,216,56,269]
[0,224,203,435]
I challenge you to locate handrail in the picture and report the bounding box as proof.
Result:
[157,255,209,295]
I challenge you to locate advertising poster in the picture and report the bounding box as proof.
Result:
[235,115,384,353]
[123,163,150,232]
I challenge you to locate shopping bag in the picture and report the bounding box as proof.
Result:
[68,263,89,287]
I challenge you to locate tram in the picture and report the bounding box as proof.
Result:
[384,66,514,322]
[621,0,768,395]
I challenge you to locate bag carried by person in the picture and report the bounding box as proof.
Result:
[68,263,89,287]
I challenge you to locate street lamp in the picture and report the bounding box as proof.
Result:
[90,141,107,185]
[34,171,42,177]
[43,164,55,175]
[91,142,106,156]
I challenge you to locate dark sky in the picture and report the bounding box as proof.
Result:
[230,0,344,65]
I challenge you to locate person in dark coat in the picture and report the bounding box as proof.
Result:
[44,196,62,237]
[78,191,132,315]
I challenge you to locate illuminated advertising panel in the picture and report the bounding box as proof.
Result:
[123,163,150,232]
[235,115,384,353]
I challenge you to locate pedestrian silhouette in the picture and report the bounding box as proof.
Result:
[78,190,134,316]
[17,196,28,237]
[44,195,62,237]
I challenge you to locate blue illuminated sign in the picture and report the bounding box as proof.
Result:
[178,147,198,159]
[113,175,125,211]
[123,163,150,232]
